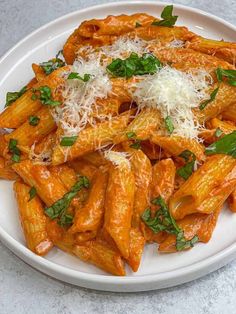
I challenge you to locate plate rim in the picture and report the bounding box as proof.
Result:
[1,0,236,292]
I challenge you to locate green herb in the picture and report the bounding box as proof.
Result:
[151,5,178,27]
[176,150,196,180]
[199,87,219,110]
[40,56,65,75]
[216,68,236,86]
[141,196,198,251]
[5,86,27,107]
[29,116,40,126]
[215,128,223,138]
[60,136,78,147]
[126,131,136,139]
[164,116,174,134]
[106,52,162,78]
[130,140,142,149]
[67,72,91,82]
[32,86,61,107]
[31,94,37,101]
[44,176,89,226]
[8,139,21,163]
[29,187,37,201]
[205,131,236,158]
[135,21,142,28]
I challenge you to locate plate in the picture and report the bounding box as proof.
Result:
[0,1,236,292]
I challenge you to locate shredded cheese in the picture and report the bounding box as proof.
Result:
[131,66,212,140]
[104,150,131,169]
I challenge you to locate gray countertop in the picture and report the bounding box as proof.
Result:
[0,0,236,313]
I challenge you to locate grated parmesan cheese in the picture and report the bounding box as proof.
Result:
[131,66,212,140]
[104,150,131,169]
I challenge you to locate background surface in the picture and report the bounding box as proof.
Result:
[0,0,236,313]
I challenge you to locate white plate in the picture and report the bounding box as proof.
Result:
[0,1,236,292]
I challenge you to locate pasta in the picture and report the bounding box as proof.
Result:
[1,5,236,275]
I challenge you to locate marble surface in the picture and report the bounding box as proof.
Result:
[0,0,236,313]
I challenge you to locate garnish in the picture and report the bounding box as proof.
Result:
[29,187,37,201]
[164,116,174,134]
[40,54,65,75]
[106,52,162,78]
[29,116,40,126]
[141,196,198,251]
[8,139,21,163]
[205,131,236,158]
[216,68,236,86]
[135,21,142,28]
[67,72,91,82]
[151,5,178,27]
[32,86,61,107]
[176,150,196,180]
[215,128,223,138]
[44,176,89,226]
[5,86,27,107]
[199,87,219,110]
[60,136,78,147]
[126,132,141,149]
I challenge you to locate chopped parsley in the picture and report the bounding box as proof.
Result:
[31,86,61,107]
[164,116,174,134]
[44,176,89,226]
[199,87,219,110]
[40,53,65,75]
[29,116,40,126]
[135,21,142,28]
[29,187,37,201]
[152,5,178,27]
[176,150,196,180]
[106,53,162,78]
[216,68,236,86]
[141,196,198,251]
[205,131,236,158]
[8,139,21,163]
[5,86,27,107]
[60,136,78,147]
[215,128,223,138]
[67,72,91,82]
[126,132,141,149]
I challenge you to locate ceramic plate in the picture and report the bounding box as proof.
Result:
[0,1,236,292]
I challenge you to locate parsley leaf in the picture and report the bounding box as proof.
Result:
[130,140,142,149]
[142,196,198,251]
[135,21,142,28]
[176,150,196,180]
[205,131,236,158]
[107,53,162,78]
[67,72,91,82]
[126,132,136,139]
[164,116,174,134]
[29,187,37,201]
[216,68,236,86]
[29,116,40,126]
[5,86,27,107]
[152,5,178,27]
[126,132,142,149]
[199,87,219,110]
[44,176,89,226]
[8,139,21,163]
[40,54,65,75]
[60,136,78,146]
[32,86,61,107]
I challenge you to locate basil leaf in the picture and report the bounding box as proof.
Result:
[40,56,65,75]
[60,136,78,146]
[135,21,142,28]
[130,140,142,149]
[29,116,40,126]
[29,187,37,201]
[58,214,73,226]
[8,139,21,163]
[107,53,162,78]
[216,68,236,86]
[199,87,219,110]
[142,196,198,251]
[126,131,136,139]
[164,116,174,134]
[5,86,27,107]
[32,86,61,107]
[215,128,223,138]
[152,5,178,27]
[205,131,236,158]
[44,176,89,225]
[176,150,196,180]
[67,72,91,82]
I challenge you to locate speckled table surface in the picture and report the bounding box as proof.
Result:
[0,0,236,313]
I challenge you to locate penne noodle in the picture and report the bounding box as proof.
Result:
[0,157,18,180]
[73,240,126,276]
[228,189,236,213]
[221,103,236,123]
[104,162,135,259]
[14,181,53,255]
[32,63,47,82]
[169,155,236,220]
[206,118,236,134]
[126,227,145,272]
[68,159,98,181]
